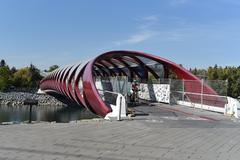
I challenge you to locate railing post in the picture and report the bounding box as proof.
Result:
[182,80,185,101]
[117,96,122,121]
[29,104,32,123]
[125,76,128,110]
[169,79,172,104]
[201,79,204,110]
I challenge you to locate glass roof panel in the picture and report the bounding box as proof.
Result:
[121,56,139,67]
[100,60,114,69]
[110,58,125,68]
[121,59,137,67]
[148,63,165,78]
[136,56,158,66]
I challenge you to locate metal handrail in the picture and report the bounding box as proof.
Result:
[173,91,227,99]
[97,89,120,96]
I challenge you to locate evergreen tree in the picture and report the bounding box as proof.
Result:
[0,59,6,67]
[0,66,11,91]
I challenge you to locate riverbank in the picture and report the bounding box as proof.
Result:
[0,91,63,106]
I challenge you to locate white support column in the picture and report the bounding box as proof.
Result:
[104,93,127,120]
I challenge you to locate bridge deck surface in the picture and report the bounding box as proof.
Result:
[1,104,240,160]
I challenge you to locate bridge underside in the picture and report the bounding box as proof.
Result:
[40,50,220,118]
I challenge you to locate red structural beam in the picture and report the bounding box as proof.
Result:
[40,50,221,118]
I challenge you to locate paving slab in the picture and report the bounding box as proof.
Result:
[0,104,240,159]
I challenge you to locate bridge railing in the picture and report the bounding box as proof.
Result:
[170,79,240,118]
[170,79,228,107]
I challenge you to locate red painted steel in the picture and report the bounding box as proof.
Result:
[40,50,221,117]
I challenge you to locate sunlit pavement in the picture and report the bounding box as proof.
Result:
[1,104,240,160]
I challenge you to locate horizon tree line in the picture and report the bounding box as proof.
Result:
[189,65,240,98]
[0,59,239,98]
[0,59,59,91]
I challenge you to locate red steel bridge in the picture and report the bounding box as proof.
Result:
[39,50,221,118]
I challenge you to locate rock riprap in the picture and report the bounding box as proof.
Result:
[0,92,63,106]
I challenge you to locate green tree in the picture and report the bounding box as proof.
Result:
[12,65,43,88]
[48,65,59,72]
[10,66,17,74]
[29,64,43,87]
[0,66,11,91]
[0,59,6,67]
[191,65,240,98]
[12,68,31,87]
[208,65,219,80]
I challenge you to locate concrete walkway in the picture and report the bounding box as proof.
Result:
[1,104,240,160]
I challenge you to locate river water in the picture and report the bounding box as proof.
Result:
[0,105,97,124]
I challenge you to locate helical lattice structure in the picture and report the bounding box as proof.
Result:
[40,50,221,118]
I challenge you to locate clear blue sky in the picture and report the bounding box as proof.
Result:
[0,0,240,70]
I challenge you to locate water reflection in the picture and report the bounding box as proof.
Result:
[0,105,97,123]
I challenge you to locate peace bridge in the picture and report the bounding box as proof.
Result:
[39,50,240,120]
